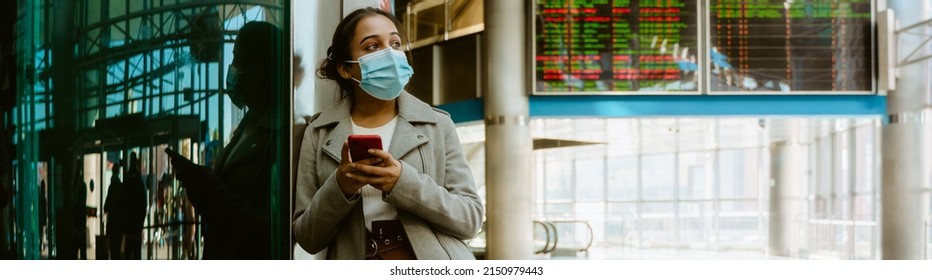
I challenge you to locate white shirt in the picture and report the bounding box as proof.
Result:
[351,116,399,231]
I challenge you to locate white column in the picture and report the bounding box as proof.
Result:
[293,0,342,260]
[483,0,533,259]
[342,0,385,15]
[308,0,345,115]
[768,120,806,257]
[882,0,931,260]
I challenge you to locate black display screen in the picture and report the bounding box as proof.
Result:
[535,0,699,93]
[533,0,874,94]
[709,0,873,92]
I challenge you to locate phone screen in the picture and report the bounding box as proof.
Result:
[348,135,382,162]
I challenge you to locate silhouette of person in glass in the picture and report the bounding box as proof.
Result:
[104,161,123,259]
[166,21,281,259]
[121,152,147,259]
[38,179,47,255]
[73,162,88,260]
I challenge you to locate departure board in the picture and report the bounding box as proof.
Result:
[709,0,873,92]
[534,0,700,94]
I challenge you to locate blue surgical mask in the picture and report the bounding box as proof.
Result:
[226,65,246,109]
[346,48,413,100]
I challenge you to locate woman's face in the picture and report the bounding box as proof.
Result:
[340,14,403,81]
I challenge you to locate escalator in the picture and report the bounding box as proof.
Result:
[467,219,594,259]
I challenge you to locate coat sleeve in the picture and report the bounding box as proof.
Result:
[175,123,275,259]
[180,154,271,252]
[292,125,360,254]
[183,176,268,227]
[383,115,484,240]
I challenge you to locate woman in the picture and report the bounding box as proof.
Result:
[293,7,483,260]
[167,21,281,259]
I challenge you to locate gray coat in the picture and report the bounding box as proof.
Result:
[293,92,483,260]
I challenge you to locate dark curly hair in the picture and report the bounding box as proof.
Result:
[317,7,410,99]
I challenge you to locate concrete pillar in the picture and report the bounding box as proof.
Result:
[882,0,931,260]
[768,120,806,257]
[343,0,384,15]
[307,0,343,115]
[483,0,533,259]
[291,0,343,260]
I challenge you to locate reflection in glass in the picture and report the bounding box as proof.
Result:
[8,0,286,259]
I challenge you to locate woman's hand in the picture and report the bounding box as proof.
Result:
[336,141,380,197]
[345,149,402,194]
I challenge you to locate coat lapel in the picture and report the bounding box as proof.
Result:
[387,117,428,159]
[221,127,267,171]
[311,97,353,163]
[320,118,353,163]
[213,124,244,173]
[389,92,437,158]
[215,111,272,174]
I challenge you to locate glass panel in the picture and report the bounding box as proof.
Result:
[718,149,760,199]
[607,156,638,201]
[678,119,713,152]
[606,119,638,156]
[576,202,604,243]
[545,156,573,201]
[574,118,607,142]
[542,119,575,138]
[852,194,874,221]
[853,125,874,194]
[718,119,761,149]
[679,201,713,249]
[521,116,882,258]
[835,130,851,197]
[575,158,604,201]
[606,203,637,245]
[679,151,713,200]
[641,202,675,247]
[7,0,288,260]
[720,200,758,213]
[642,154,675,200]
[535,153,546,213]
[853,225,875,260]
[718,199,761,250]
[816,135,833,194]
[717,215,761,249]
[640,119,677,154]
[545,203,573,220]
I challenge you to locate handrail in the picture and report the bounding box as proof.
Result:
[547,220,594,254]
[533,221,552,254]
[467,220,594,258]
[544,221,558,254]
[467,220,561,257]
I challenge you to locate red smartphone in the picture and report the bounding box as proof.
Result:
[347,134,382,162]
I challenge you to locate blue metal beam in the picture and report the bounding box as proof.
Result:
[437,95,887,124]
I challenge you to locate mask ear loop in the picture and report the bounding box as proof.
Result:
[326,46,334,61]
